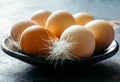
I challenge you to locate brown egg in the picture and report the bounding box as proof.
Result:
[10,20,37,41]
[73,13,94,26]
[20,25,56,57]
[85,20,114,53]
[31,10,52,26]
[45,10,76,38]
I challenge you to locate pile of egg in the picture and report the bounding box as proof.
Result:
[10,10,114,60]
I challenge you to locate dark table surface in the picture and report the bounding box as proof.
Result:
[0,0,120,82]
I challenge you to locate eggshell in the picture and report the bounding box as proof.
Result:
[45,10,76,38]
[20,25,56,57]
[10,20,37,41]
[73,13,94,25]
[60,25,95,58]
[31,10,52,26]
[85,20,114,53]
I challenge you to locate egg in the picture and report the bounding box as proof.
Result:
[73,13,94,26]
[10,20,37,41]
[60,25,95,58]
[49,25,95,60]
[85,20,114,53]
[45,10,76,38]
[31,10,52,26]
[20,25,57,57]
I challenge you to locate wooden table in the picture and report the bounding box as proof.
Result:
[0,0,120,82]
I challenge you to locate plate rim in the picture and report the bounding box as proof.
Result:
[1,37,119,66]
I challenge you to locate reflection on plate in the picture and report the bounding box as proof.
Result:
[1,37,119,69]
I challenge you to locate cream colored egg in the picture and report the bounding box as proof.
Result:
[85,20,114,53]
[45,10,76,38]
[10,20,37,41]
[73,13,94,26]
[31,10,52,26]
[60,25,95,58]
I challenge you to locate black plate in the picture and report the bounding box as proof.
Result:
[1,37,119,69]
